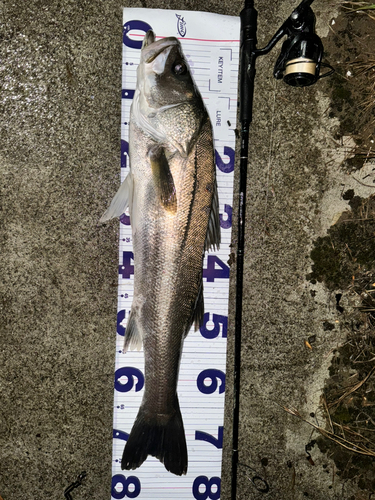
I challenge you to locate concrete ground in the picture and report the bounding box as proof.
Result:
[1,0,373,499]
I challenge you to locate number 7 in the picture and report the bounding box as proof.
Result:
[195,426,223,449]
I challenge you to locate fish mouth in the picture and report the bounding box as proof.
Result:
[141,30,180,64]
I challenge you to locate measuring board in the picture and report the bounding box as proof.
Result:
[111,8,239,500]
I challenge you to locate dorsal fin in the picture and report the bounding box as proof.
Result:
[205,178,221,251]
[192,279,204,332]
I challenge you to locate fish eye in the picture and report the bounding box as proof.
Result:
[172,62,187,76]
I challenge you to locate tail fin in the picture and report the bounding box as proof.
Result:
[121,397,187,476]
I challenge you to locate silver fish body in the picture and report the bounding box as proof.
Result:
[101,31,220,475]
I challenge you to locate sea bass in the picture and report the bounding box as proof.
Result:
[100,31,220,476]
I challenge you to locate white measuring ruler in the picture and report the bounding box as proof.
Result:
[111,8,239,499]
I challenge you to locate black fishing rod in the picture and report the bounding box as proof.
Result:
[232,0,333,497]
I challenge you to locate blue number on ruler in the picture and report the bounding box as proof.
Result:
[203,256,229,282]
[119,252,134,279]
[111,474,141,499]
[122,89,135,100]
[219,204,232,229]
[113,429,129,441]
[121,140,129,169]
[200,313,227,339]
[195,426,223,449]
[192,476,221,500]
[215,146,234,173]
[119,141,131,225]
[120,212,131,226]
[197,369,225,394]
[123,20,153,49]
[117,310,126,336]
[114,367,144,393]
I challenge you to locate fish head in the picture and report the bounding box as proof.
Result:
[137,30,201,109]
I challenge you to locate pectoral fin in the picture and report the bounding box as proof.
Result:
[148,145,177,213]
[99,173,133,223]
[170,138,190,158]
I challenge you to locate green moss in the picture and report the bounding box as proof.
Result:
[342,155,365,173]
[308,196,375,290]
[332,83,352,103]
[333,405,351,423]
[308,235,352,290]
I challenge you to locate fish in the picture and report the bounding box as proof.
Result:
[100,30,220,476]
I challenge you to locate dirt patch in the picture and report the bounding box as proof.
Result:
[323,3,375,167]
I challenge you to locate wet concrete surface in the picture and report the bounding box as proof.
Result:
[1,0,373,499]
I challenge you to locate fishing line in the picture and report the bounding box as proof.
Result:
[64,471,87,499]
[238,462,270,493]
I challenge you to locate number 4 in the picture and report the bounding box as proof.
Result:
[203,255,229,282]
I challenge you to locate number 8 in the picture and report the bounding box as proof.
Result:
[192,476,221,500]
[111,474,141,499]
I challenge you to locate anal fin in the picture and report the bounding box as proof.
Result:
[124,310,142,352]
